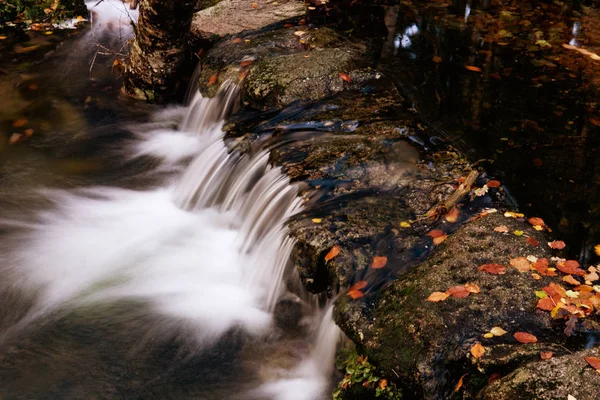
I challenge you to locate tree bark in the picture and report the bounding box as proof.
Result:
[123,0,198,102]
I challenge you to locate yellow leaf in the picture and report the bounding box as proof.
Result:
[426,292,449,302]
[400,221,411,228]
[594,244,600,256]
[483,333,494,338]
[490,327,508,336]
[513,230,524,236]
[312,218,322,223]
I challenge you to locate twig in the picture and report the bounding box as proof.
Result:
[424,169,479,219]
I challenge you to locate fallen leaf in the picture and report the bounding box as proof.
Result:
[533,158,543,167]
[549,240,566,250]
[488,373,502,383]
[556,260,586,276]
[513,230,524,236]
[24,128,34,137]
[379,379,387,390]
[513,332,538,344]
[350,281,368,291]
[207,75,218,85]
[465,65,483,72]
[339,73,351,83]
[251,2,258,8]
[528,217,545,227]
[9,133,22,144]
[324,245,340,262]
[532,273,542,280]
[540,351,553,360]
[427,292,450,302]
[231,38,243,44]
[595,244,600,256]
[347,288,364,299]
[465,282,480,293]
[447,286,470,298]
[487,180,501,188]
[445,207,460,223]
[238,70,249,81]
[283,23,294,28]
[510,257,531,273]
[527,237,540,246]
[483,333,494,338]
[470,343,485,358]
[400,221,411,228]
[537,297,555,311]
[312,218,322,223]
[490,327,508,336]
[240,60,253,67]
[494,225,509,233]
[454,374,467,392]
[432,56,443,63]
[428,230,445,238]
[584,356,600,371]
[0,35,7,40]
[371,256,387,269]
[479,264,507,275]
[562,275,580,285]
[294,30,306,37]
[567,395,577,400]
[433,234,448,245]
[12,118,28,128]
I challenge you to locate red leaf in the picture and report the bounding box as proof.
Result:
[513,332,538,344]
[447,285,470,298]
[549,240,566,250]
[486,180,501,188]
[347,288,364,299]
[536,297,555,311]
[584,356,600,370]
[339,73,351,83]
[556,260,586,276]
[478,264,507,275]
[526,237,540,247]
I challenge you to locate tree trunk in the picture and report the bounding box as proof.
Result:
[123,0,197,102]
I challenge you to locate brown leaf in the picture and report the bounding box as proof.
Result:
[510,257,531,273]
[371,256,387,269]
[465,65,482,72]
[470,343,485,358]
[549,240,566,250]
[494,225,509,233]
[513,332,538,344]
[454,374,467,392]
[447,286,470,298]
[324,245,340,262]
[540,351,553,360]
[339,73,351,83]
[465,282,480,293]
[537,297,555,311]
[207,75,218,85]
[584,356,600,371]
[526,237,540,247]
[487,180,501,188]
[433,234,447,245]
[427,292,449,302]
[479,264,507,275]
[528,217,545,227]
[445,207,460,223]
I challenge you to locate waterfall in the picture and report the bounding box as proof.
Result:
[0,79,340,398]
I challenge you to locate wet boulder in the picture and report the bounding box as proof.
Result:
[479,347,600,400]
[334,212,574,399]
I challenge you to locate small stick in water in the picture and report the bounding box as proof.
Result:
[424,169,479,220]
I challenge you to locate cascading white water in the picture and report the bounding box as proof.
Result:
[1,77,340,398]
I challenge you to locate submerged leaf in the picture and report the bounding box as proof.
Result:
[371,256,387,269]
[325,245,341,262]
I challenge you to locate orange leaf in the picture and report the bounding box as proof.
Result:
[537,297,555,311]
[584,356,600,370]
[324,245,340,262]
[433,234,447,245]
[9,133,22,144]
[240,60,253,67]
[454,373,467,392]
[445,207,460,223]
[251,2,258,8]
[556,260,586,276]
[207,75,218,85]
[528,217,545,227]
[231,38,243,44]
[339,73,351,83]
[238,70,249,81]
[371,256,387,269]
[347,289,364,299]
[12,118,28,128]
[350,281,368,291]
[510,257,531,273]
[540,351,553,360]
[486,180,501,188]
[428,229,445,238]
[494,225,509,233]
[470,343,485,358]
[513,332,538,344]
[447,285,470,298]
[465,282,480,293]
[595,244,600,256]
[562,275,580,285]
[427,291,449,302]
[479,264,507,275]
[526,237,540,247]
[465,65,482,72]
[432,56,443,63]
[24,128,34,137]
[549,240,566,250]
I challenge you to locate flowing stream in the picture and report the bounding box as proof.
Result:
[0,2,340,399]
